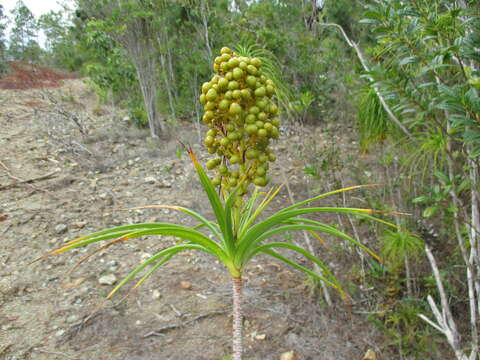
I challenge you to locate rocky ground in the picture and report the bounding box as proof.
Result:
[1,79,392,360]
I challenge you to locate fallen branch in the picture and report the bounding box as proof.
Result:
[143,309,228,338]
[0,165,59,191]
[0,344,12,355]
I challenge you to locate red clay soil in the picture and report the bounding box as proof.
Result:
[0,61,78,90]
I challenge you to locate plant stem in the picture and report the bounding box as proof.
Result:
[232,276,243,360]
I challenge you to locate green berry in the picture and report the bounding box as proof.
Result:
[228,58,240,68]
[245,114,256,124]
[218,77,229,89]
[202,82,211,93]
[246,75,257,87]
[247,64,258,75]
[246,149,258,159]
[206,88,218,101]
[241,89,252,100]
[230,155,240,164]
[233,67,244,80]
[246,124,258,135]
[256,167,266,176]
[254,87,266,97]
[257,112,267,121]
[249,106,260,115]
[219,99,230,110]
[204,135,215,147]
[257,129,268,137]
[206,158,219,169]
[207,129,217,137]
[251,58,262,68]
[220,47,231,54]
[229,102,242,115]
[228,81,240,90]
[205,101,216,110]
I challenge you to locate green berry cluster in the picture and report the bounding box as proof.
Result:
[200,47,280,195]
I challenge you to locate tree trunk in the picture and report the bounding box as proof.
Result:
[232,276,243,360]
[134,60,162,138]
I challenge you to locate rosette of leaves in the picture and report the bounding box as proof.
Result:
[200,47,280,196]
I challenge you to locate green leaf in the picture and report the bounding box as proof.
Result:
[107,244,206,298]
[252,241,338,283]
[411,196,431,204]
[187,150,228,239]
[237,207,392,266]
[423,206,439,218]
[259,248,346,299]
[49,224,227,264]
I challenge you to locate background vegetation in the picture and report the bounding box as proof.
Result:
[2,0,479,358]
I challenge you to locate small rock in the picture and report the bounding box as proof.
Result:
[49,237,59,245]
[254,333,266,340]
[144,176,156,184]
[55,224,68,234]
[99,193,114,205]
[71,221,87,229]
[141,253,152,261]
[66,314,79,323]
[98,274,117,285]
[55,329,65,337]
[362,349,377,360]
[280,351,297,360]
[180,281,192,290]
[158,180,172,188]
[107,260,119,271]
[152,289,161,300]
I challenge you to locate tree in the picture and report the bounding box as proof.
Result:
[8,0,40,62]
[0,4,8,74]
[359,1,480,358]
[76,0,167,138]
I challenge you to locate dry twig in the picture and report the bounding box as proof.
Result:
[0,160,58,194]
[143,309,229,338]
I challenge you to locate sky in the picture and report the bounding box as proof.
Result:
[1,0,72,46]
[1,0,66,18]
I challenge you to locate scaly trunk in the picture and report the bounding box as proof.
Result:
[232,276,243,360]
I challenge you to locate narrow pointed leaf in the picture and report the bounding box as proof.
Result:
[187,149,228,239]
[251,242,338,285]
[259,248,346,300]
[278,185,381,214]
[107,244,207,298]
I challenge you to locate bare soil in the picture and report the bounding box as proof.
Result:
[1,79,393,360]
